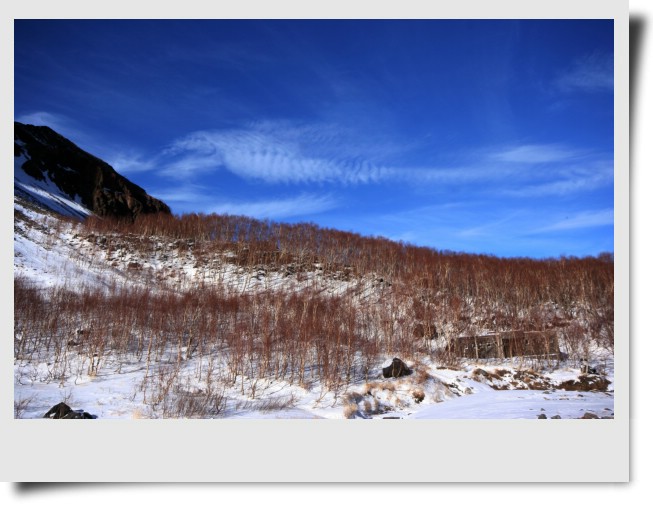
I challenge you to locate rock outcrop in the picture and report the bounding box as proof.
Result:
[15,121,171,219]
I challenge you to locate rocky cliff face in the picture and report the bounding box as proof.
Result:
[14,121,171,219]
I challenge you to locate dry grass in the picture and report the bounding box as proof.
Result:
[234,394,298,413]
[412,389,425,403]
[343,402,359,419]
[14,394,36,419]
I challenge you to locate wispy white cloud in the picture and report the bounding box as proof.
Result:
[162,126,394,184]
[502,160,613,197]
[532,209,614,233]
[17,111,64,129]
[145,182,337,220]
[401,144,610,195]
[491,144,583,164]
[162,127,602,190]
[144,183,214,207]
[15,111,87,145]
[155,129,614,207]
[555,52,613,93]
[164,41,278,72]
[366,201,613,258]
[457,212,523,238]
[16,111,158,175]
[17,112,612,210]
[207,193,338,220]
[107,151,158,174]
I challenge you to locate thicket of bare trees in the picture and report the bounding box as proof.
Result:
[80,212,614,345]
[15,211,614,414]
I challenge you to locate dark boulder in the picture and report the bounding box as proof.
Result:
[43,402,73,419]
[43,402,96,419]
[62,410,97,419]
[382,357,412,378]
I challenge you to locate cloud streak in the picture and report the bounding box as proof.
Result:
[15,111,92,150]
[533,209,614,233]
[16,111,160,176]
[501,160,613,197]
[161,124,612,197]
[491,144,583,164]
[162,126,393,185]
[555,52,613,93]
[207,193,338,220]
[147,180,338,220]
[15,112,613,218]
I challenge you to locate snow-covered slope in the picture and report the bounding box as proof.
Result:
[15,149,92,220]
[12,126,615,421]
[12,203,615,420]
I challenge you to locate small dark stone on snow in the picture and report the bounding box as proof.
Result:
[551,415,562,419]
[537,414,547,419]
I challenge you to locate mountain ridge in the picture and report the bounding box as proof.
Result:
[14,121,170,219]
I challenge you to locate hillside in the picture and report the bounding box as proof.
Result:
[13,125,615,420]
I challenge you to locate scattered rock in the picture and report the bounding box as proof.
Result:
[537,414,547,419]
[579,412,599,419]
[551,415,562,419]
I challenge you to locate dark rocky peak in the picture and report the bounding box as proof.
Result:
[14,121,171,219]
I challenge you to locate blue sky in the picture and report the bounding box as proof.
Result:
[14,19,614,258]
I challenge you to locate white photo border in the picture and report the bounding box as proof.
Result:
[1,0,629,483]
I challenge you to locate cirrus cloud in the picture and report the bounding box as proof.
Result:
[162,126,393,185]
[555,52,614,93]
